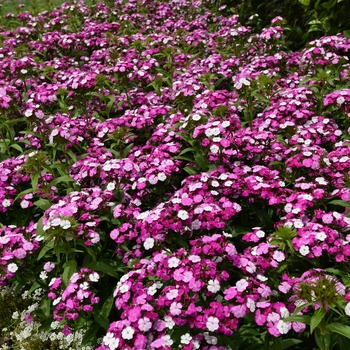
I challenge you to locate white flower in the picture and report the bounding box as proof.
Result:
[272,251,285,262]
[256,230,265,238]
[138,317,152,332]
[166,288,179,300]
[345,302,350,316]
[164,334,173,346]
[157,172,166,181]
[40,271,48,280]
[164,315,175,329]
[60,219,71,229]
[24,109,33,117]
[206,316,219,332]
[168,257,180,268]
[210,145,219,154]
[299,245,310,256]
[188,255,201,262]
[103,332,119,349]
[2,199,11,208]
[277,320,290,334]
[121,326,134,340]
[181,333,192,344]
[236,279,249,292]
[148,284,158,296]
[89,272,100,282]
[144,237,155,250]
[170,302,182,315]
[80,282,89,290]
[53,297,61,306]
[119,284,130,294]
[107,182,116,191]
[7,263,18,273]
[316,232,327,241]
[178,210,189,220]
[207,279,220,293]
[246,298,256,312]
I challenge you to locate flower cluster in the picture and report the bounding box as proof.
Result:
[48,268,100,329]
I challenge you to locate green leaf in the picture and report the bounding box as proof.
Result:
[344,30,350,39]
[326,323,350,338]
[179,147,196,156]
[122,143,134,158]
[283,314,311,324]
[328,200,350,208]
[256,209,274,228]
[33,198,51,211]
[30,172,40,190]
[9,143,23,153]
[28,281,41,295]
[40,297,51,318]
[38,318,54,332]
[315,327,331,350]
[93,312,109,330]
[37,241,54,261]
[82,324,99,346]
[337,335,350,350]
[280,338,303,349]
[49,175,75,187]
[310,307,327,334]
[100,295,114,318]
[36,216,45,237]
[183,166,198,175]
[194,153,208,170]
[62,260,77,286]
[15,187,38,201]
[84,261,119,279]
[114,189,124,203]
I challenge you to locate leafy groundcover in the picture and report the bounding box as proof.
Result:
[1,0,350,349]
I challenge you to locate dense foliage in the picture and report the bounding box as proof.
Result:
[218,0,350,50]
[1,0,350,349]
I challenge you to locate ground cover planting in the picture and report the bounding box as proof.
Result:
[1,0,350,349]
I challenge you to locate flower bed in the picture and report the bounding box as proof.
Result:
[1,0,350,349]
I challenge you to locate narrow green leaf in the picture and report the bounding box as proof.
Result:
[82,325,99,346]
[122,143,134,158]
[28,282,41,295]
[9,143,23,153]
[49,175,75,187]
[337,335,350,350]
[283,314,311,324]
[62,260,77,286]
[179,147,195,156]
[310,307,327,334]
[36,216,45,238]
[93,313,109,330]
[40,297,51,318]
[39,319,53,332]
[194,153,208,170]
[183,166,198,175]
[37,241,54,261]
[344,30,350,39]
[84,261,119,279]
[33,199,51,211]
[326,323,350,338]
[30,172,40,190]
[15,188,38,201]
[101,296,114,318]
[328,200,350,208]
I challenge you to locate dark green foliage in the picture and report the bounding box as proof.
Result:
[215,0,350,50]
